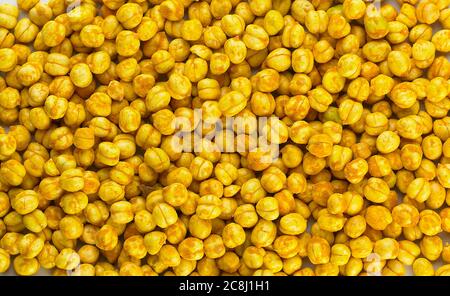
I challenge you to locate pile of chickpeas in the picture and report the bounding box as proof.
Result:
[0,0,449,276]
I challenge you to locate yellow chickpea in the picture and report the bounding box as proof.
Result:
[96,225,118,251]
[363,178,390,203]
[0,248,10,273]
[41,20,66,47]
[116,31,140,57]
[292,48,314,73]
[59,216,84,240]
[116,3,143,29]
[365,205,393,231]
[0,3,19,29]
[413,258,435,276]
[251,219,277,248]
[13,255,39,276]
[313,40,334,64]
[243,24,269,51]
[0,48,17,72]
[55,248,80,271]
[308,87,333,113]
[432,30,450,53]
[307,236,330,265]
[407,178,431,203]
[11,190,39,215]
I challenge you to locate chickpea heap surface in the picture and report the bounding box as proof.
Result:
[0,0,449,277]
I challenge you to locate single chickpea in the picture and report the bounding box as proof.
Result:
[80,25,104,48]
[308,87,333,113]
[41,20,66,47]
[96,225,118,251]
[11,190,39,215]
[432,29,450,53]
[312,40,334,64]
[307,236,330,265]
[419,210,442,236]
[59,216,84,240]
[365,205,393,231]
[407,178,431,203]
[222,223,246,249]
[18,233,44,259]
[327,14,350,39]
[251,219,277,248]
[14,18,39,44]
[70,63,93,88]
[363,178,390,203]
[305,10,328,34]
[0,48,17,72]
[0,3,19,29]
[263,10,284,36]
[37,243,58,269]
[349,236,373,259]
[59,168,84,193]
[110,201,134,225]
[116,31,141,57]
[392,204,419,228]
[116,3,143,29]
[13,255,39,276]
[243,24,269,51]
[55,248,80,271]
[343,0,365,20]
[337,54,362,79]
[221,14,245,37]
[413,258,434,276]
[96,142,120,166]
[142,231,166,257]
[292,48,314,73]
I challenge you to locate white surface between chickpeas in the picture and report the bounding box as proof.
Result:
[1,0,450,276]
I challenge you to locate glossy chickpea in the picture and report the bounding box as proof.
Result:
[419,210,442,236]
[60,192,89,215]
[220,14,244,37]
